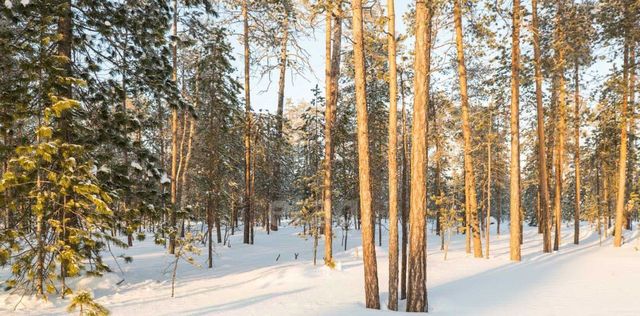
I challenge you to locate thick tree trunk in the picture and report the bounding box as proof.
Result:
[532,0,552,251]
[573,63,581,245]
[242,0,252,245]
[509,0,521,261]
[453,0,482,258]
[406,0,429,312]
[614,43,630,247]
[386,0,399,309]
[352,0,380,308]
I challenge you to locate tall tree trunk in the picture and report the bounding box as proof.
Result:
[626,43,636,231]
[604,173,610,238]
[322,1,333,265]
[352,0,380,308]
[272,6,289,233]
[399,69,409,301]
[486,110,492,259]
[386,0,399,309]
[242,0,252,245]
[614,42,630,247]
[435,110,444,251]
[323,2,342,266]
[35,114,45,298]
[169,0,179,255]
[179,62,199,234]
[573,62,581,245]
[207,198,213,268]
[553,1,567,251]
[453,0,482,258]
[533,0,551,254]
[406,0,429,312]
[509,0,521,261]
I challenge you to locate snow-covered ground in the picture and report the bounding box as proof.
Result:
[2,220,640,315]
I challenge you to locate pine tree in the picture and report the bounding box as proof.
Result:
[406,0,430,312]
[453,0,482,258]
[352,0,380,309]
[509,0,522,261]
[386,0,399,309]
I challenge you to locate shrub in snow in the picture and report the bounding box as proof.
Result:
[67,290,109,316]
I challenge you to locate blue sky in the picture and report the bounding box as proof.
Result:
[229,0,414,113]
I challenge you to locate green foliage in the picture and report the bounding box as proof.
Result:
[66,291,110,316]
[0,99,114,295]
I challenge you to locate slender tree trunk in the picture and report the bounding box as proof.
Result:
[231,195,236,235]
[573,63,581,244]
[242,0,252,245]
[509,0,522,261]
[531,0,551,252]
[323,2,342,266]
[453,0,482,258]
[614,42,630,247]
[216,209,222,243]
[465,176,471,253]
[387,0,399,304]
[553,1,567,251]
[435,112,444,251]
[322,3,333,265]
[35,118,44,297]
[486,111,492,259]
[207,199,213,268]
[250,132,256,244]
[596,164,602,237]
[352,0,380,308]
[399,70,409,301]
[406,0,429,312]
[497,186,502,235]
[178,65,199,235]
[272,13,288,233]
[604,174,610,238]
[169,0,179,255]
[626,43,636,231]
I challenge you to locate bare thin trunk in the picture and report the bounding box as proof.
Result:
[531,0,551,252]
[486,111,492,259]
[553,2,567,251]
[273,13,288,233]
[454,0,482,258]
[169,0,179,255]
[399,70,409,301]
[614,42,630,247]
[626,43,636,231]
[574,63,581,245]
[207,199,213,268]
[242,0,252,245]
[323,2,342,266]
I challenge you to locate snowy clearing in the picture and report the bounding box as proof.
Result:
[2,222,639,315]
